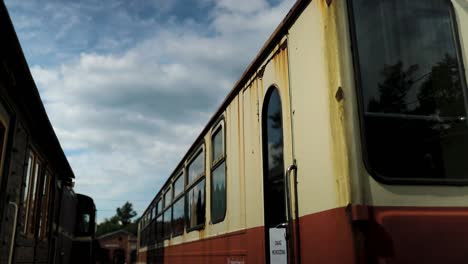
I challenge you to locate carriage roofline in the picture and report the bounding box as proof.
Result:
[141,0,314,217]
[0,2,75,179]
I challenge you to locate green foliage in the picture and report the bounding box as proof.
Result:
[116,201,137,226]
[96,202,138,237]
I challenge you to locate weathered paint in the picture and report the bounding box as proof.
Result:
[287,0,340,218]
[322,0,351,209]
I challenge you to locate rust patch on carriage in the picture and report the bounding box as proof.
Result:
[322,1,351,206]
[272,42,289,91]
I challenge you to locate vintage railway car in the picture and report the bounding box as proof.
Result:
[138,0,468,263]
[0,2,96,264]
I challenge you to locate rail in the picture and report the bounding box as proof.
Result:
[284,163,300,264]
[365,112,466,123]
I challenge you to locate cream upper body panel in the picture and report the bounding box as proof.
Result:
[287,0,349,217]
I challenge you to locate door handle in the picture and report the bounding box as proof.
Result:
[284,164,297,263]
[284,164,297,223]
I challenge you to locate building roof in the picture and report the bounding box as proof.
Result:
[97,229,136,240]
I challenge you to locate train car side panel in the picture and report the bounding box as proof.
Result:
[287,1,356,262]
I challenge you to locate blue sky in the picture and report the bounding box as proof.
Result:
[4,0,294,222]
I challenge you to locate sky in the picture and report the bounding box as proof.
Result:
[4,0,295,223]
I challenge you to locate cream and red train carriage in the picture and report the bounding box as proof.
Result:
[138,0,468,263]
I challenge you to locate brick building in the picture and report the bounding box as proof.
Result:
[98,229,137,264]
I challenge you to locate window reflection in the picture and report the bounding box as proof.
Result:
[157,199,162,215]
[156,215,163,241]
[79,214,90,233]
[173,173,184,198]
[211,163,226,222]
[163,188,171,207]
[188,151,204,184]
[264,89,286,227]
[212,128,223,163]
[187,179,205,228]
[172,197,184,236]
[351,0,468,180]
[163,209,171,238]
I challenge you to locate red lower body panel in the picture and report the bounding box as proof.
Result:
[299,207,356,263]
[364,206,468,264]
[138,205,468,263]
[138,207,356,264]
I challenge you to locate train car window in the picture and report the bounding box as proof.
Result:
[22,153,34,234]
[172,196,184,236]
[152,206,156,219]
[78,214,90,233]
[156,215,163,241]
[187,148,205,185]
[140,226,144,247]
[349,0,468,183]
[149,215,155,245]
[173,172,184,199]
[186,178,205,230]
[163,187,172,208]
[157,198,162,215]
[163,208,172,239]
[211,122,226,224]
[39,171,52,239]
[23,153,42,236]
[212,125,224,163]
[0,121,6,184]
[142,226,147,246]
[138,223,142,247]
[28,161,41,234]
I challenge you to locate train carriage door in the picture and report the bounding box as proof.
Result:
[260,42,295,264]
[262,87,288,264]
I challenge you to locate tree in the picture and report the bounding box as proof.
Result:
[96,215,120,237]
[96,201,138,237]
[116,201,137,226]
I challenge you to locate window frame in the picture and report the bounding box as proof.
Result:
[163,187,172,209]
[173,170,184,201]
[346,0,468,185]
[23,150,43,237]
[22,151,35,235]
[156,213,163,242]
[186,145,206,188]
[154,197,163,242]
[162,206,172,240]
[185,143,206,232]
[210,118,227,224]
[161,187,172,240]
[0,117,8,190]
[156,198,162,216]
[38,169,52,240]
[185,176,206,232]
[171,195,185,237]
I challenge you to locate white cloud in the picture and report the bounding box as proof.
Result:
[11,0,295,222]
[216,0,269,14]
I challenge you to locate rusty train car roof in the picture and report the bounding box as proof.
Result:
[143,0,314,215]
[0,2,75,179]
